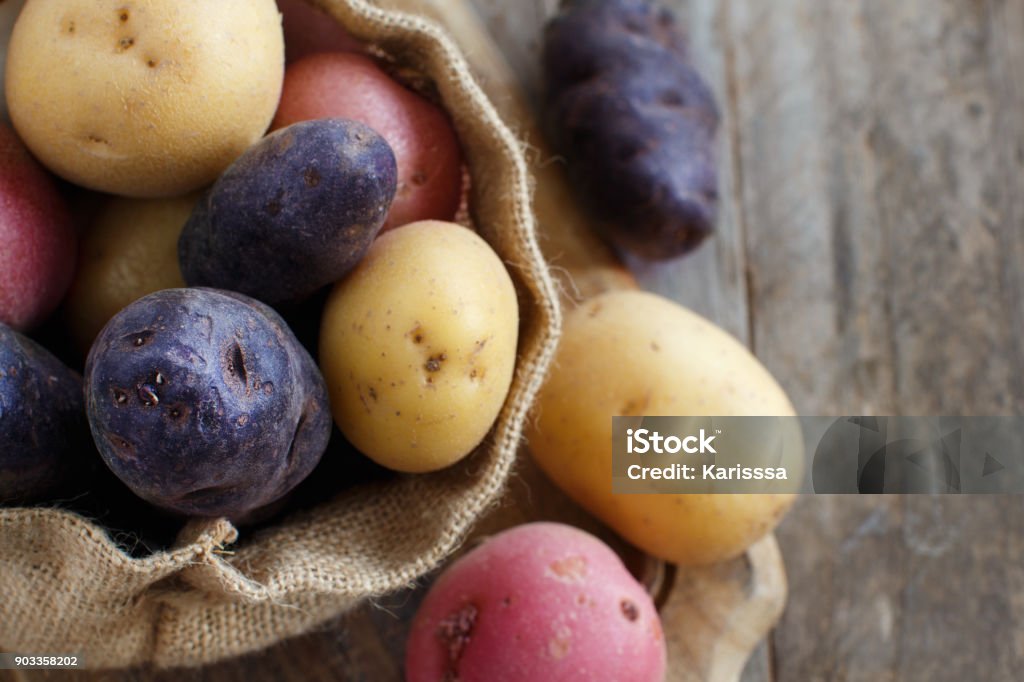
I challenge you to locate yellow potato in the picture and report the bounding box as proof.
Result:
[5,0,283,197]
[526,290,798,566]
[319,220,519,473]
[0,0,27,121]
[64,194,194,353]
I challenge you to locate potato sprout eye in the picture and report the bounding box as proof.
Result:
[138,385,159,406]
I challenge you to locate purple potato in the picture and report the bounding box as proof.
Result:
[543,0,720,259]
[0,323,91,503]
[84,288,331,519]
[178,118,397,306]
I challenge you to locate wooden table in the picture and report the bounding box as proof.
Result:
[434,3,1024,677]
[9,1,1024,680]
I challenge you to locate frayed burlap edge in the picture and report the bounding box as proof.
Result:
[0,0,562,669]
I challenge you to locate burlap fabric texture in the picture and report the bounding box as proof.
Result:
[0,0,562,669]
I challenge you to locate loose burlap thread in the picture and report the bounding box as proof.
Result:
[0,0,562,668]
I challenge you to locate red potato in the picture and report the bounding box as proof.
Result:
[406,523,666,682]
[272,52,463,231]
[0,123,75,331]
[276,0,364,62]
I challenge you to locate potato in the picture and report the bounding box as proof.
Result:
[319,220,518,473]
[272,53,463,231]
[85,288,332,519]
[0,122,75,331]
[543,0,719,259]
[65,195,194,353]
[276,0,363,62]
[406,522,666,682]
[0,0,26,121]
[180,119,396,306]
[527,291,797,566]
[1,322,93,504]
[5,0,284,197]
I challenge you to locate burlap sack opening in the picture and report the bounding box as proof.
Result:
[0,0,561,669]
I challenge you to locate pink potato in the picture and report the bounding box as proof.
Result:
[406,523,666,682]
[0,123,75,331]
[272,52,463,231]
[276,0,364,62]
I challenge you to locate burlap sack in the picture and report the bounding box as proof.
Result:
[0,0,561,669]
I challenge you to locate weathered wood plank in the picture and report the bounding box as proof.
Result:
[728,0,1024,413]
[719,0,1024,680]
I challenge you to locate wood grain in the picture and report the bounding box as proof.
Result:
[661,537,786,682]
[722,1,1024,680]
